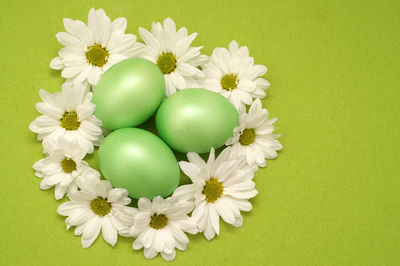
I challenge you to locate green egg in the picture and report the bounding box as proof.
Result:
[98,128,180,199]
[92,58,165,130]
[156,88,239,153]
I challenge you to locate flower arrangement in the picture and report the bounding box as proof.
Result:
[29,8,282,261]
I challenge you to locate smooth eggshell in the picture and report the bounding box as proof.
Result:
[98,128,180,199]
[92,58,165,130]
[156,88,239,153]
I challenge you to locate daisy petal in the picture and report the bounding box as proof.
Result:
[144,247,157,260]
[161,250,176,261]
[56,32,82,47]
[50,57,64,70]
[215,200,235,224]
[81,217,102,248]
[208,204,220,235]
[102,217,117,246]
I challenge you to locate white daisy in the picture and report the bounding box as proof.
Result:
[29,82,103,154]
[138,17,208,96]
[120,196,197,261]
[50,8,144,86]
[57,177,137,248]
[173,147,257,240]
[225,99,282,170]
[202,40,270,112]
[33,137,100,200]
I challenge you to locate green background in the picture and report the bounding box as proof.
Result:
[1,0,399,265]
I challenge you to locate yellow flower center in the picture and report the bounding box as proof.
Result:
[150,214,168,229]
[157,52,177,74]
[239,128,256,146]
[90,197,112,217]
[221,74,238,91]
[60,111,80,130]
[61,158,77,173]
[202,177,224,203]
[86,44,109,67]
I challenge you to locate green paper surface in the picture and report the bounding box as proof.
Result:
[1,0,399,265]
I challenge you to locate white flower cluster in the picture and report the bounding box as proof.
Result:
[29,8,282,261]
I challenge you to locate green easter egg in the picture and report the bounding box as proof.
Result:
[92,58,165,130]
[98,128,180,199]
[156,88,239,153]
